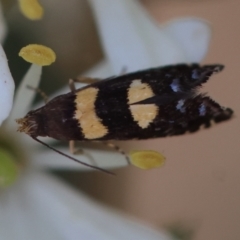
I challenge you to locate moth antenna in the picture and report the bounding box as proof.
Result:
[32,137,115,175]
[27,85,49,104]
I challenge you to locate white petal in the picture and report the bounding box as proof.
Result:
[7,64,42,128]
[161,18,211,62]
[0,45,15,125]
[31,142,128,170]
[0,2,7,43]
[0,171,172,240]
[89,0,187,74]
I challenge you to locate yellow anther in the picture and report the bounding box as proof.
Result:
[18,0,44,20]
[19,44,56,66]
[130,150,165,170]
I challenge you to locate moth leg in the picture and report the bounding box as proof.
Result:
[26,85,48,103]
[103,142,130,165]
[69,140,83,155]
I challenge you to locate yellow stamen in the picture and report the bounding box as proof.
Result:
[18,0,44,20]
[130,150,165,170]
[19,44,56,66]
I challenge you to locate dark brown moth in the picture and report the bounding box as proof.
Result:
[16,64,233,172]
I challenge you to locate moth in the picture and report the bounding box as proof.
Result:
[16,64,233,173]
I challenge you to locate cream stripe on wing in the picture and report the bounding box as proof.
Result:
[74,87,108,139]
[128,80,158,129]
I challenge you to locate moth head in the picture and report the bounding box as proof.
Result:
[16,110,45,137]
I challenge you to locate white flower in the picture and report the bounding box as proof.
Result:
[0,0,211,239]
[0,39,171,240]
[0,47,146,239]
